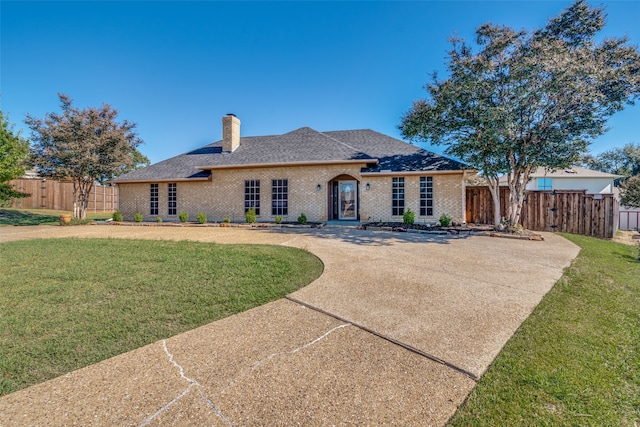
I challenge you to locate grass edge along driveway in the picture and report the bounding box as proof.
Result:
[449,233,640,427]
[0,237,323,396]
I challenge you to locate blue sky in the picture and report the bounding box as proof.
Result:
[2,1,639,165]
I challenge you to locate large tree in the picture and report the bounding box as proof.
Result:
[400,0,640,227]
[26,94,148,219]
[0,110,31,206]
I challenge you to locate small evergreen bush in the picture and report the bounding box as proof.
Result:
[112,210,123,222]
[156,216,162,223]
[245,207,257,224]
[197,211,207,224]
[403,208,415,225]
[439,213,452,227]
[223,216,231,223]
[297,213,307,225]
[133,212,143,223]
[275,215,283,224]
[179,211,189,223]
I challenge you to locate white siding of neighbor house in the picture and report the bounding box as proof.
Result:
[526,177,615,194]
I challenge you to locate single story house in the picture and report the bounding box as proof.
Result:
[113,115,470,224]
[525,166,621,195]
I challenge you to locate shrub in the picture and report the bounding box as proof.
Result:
[112,210,123,222]
[439,213,452,227]
[179,211,189,223]
[197,211,207,224]
[297,213,307,225]
[223,216,231,224]
[156,216,162,223]
[245,207,257,224]
[133,212,143,223]
[403,208,415,225]
[275,215,283,224]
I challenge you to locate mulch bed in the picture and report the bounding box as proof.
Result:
[360,222,544,240]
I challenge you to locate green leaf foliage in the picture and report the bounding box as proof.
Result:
[245,207,257,224]
[402,208,415,225]
[0,111,31,205]
[25,94,148,219]
[621,175,640,208]
[582,143,640,179]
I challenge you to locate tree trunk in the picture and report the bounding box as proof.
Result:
[73,178,94,220]
[507,166,531,227]
[486,177,502,227]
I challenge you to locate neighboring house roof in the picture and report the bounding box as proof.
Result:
[113,127,466,182]
[528,166,622,179]
[20,169,41,179]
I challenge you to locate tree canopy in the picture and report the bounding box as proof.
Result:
[399,0,640,226]
[26,94,149,219]
[620,175,640,208]
[582,143,640,179]
[0,110,31,206]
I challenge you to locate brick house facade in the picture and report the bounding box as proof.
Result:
[113,115,469,224]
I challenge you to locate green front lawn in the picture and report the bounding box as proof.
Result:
[0,238,323,396]
[449,234,640,426]
[0,208,113,226]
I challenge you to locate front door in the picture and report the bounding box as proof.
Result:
[338,180,357,220]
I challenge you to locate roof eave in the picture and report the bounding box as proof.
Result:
[196,159,377,170]
[111,176,211,185]
[361,169,468,177]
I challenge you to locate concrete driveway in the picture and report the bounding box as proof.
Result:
[0,225,579,426]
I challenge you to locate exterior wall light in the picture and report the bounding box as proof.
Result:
[316,184,321,191]
[365,183,370,190]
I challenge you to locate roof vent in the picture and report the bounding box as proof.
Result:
[565,169,577,174]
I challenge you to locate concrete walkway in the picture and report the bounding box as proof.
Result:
[0,225,580,426]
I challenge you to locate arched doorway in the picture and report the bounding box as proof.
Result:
[328,175,359,221]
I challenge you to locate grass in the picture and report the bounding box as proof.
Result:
[0,238,323,396]
[0,208,113,226]
[448,234,640,426]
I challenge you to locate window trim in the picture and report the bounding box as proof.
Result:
[271,179,288,216]
[538,177,552,191]
[150,183,159,216]
[392,177,405,216]
[168,183,177,216]
[420,176,433,216]
[244,180,260,215]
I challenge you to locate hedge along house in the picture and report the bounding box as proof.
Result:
[112,114,469,224]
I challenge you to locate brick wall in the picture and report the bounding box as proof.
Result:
[117,166,464,223]
[360,174,463,224]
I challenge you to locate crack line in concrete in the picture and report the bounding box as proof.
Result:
[250,323,351,370]
[138,340,232,427]
[218,323,351,394]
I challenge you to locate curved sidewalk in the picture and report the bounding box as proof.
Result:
[0,226,579,426]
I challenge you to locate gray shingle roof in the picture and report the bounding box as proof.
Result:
[113,127,466,182]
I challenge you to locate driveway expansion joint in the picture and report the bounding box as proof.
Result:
[286,296,479,381]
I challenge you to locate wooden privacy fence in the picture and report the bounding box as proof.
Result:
[466,186,617,239]
[9,179,118,212]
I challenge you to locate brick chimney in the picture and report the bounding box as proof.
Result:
[222,114,240,152]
